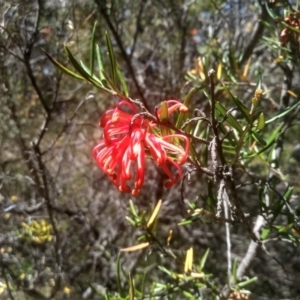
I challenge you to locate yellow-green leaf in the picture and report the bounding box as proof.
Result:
[121,242,149,252]
[147,199,162,228]
[257,112,265,130]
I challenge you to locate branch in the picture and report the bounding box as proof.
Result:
[23,0,50,115]
[219,215,265,299]
[239,0,268,66]
[95,0,150,111]
[32,143,62,298]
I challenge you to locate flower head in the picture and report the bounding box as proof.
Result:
[93,99,190,196]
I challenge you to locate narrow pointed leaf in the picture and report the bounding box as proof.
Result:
[237,277,257,288]
[232,259,238,284]
[250,130,267,146]
[141,272,147,299]
[283,186,294,201]
[223,84,251,122]
[243,122,283,158]
[43,49,84,80]
[283,21,300,34]
[184,247,193,272]
[125,216,136,226]
[215,102,243,133]
[116,67,129,97]
[90,22,97,76]
[80,60,103,85]
[101,69,119,91]
[176,86,205,128]
[199,248,210,271]
[96,44,105,81]
[261,228,271,240]
[158,266,173,277]
[121,242,149,252]
[105,32,117,85]
[129,273,134,300]
[243,57,251,78]
[159,101,169,121]
[256,69,263,90]
[217,62,222,80]
[267,122,284,144]
[257,112,265,130]
[63,47,114,93]
[217,122,238,147]
[147,199,162,228]
[78,60,115,93]
[129,199,139,219]
[265,100,300,124]
[64,45,90,79]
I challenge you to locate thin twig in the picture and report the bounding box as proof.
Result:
[223,192,232,281]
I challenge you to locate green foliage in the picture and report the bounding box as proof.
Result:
[45,19,300,297]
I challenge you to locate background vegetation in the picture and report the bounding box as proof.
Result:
[0,0,300,299]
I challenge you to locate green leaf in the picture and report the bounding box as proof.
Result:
[158,266,173,277]
[129,273,134,300]
[215,102,243,133]
[80,60,103,85]
[176,87,204,128]
[96,44,105,81]
[264,2,277,19]
[199,248,210,271]
[64,47,111,93]
[277,223,294,233]
[261,228,271,240]
[266,122,284,144]
[105,32,117,85]
[217,122,238,147]
[282,21,300,35]
[223,84,251,122]
[256,69,263,90]
[64,45,91,80]
[129,200,139,219]
[283,186,294,201]
[101,69,119,92]
[90,22,97,76]
[185,72,198,81]
[232,259,238,284]
[266,100,300,124]
[125,216,136,227]
[272,199,285,224]
[243,122,283,158]
[78,60,115,93]
[178,219,193,226]
[183,291,195,299]
[237,277,257,288]
[249,130,267,146]
[141,272,147,299]
[43,49,85,80]
[222,143,237,154]
[116,67,129,97]
[257,112,265,130]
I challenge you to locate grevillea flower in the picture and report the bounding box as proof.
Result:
[92,100,190,196]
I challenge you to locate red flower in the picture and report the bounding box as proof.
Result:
[92,100,190,196]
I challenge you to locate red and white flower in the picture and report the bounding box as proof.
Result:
[92,100,190,196]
